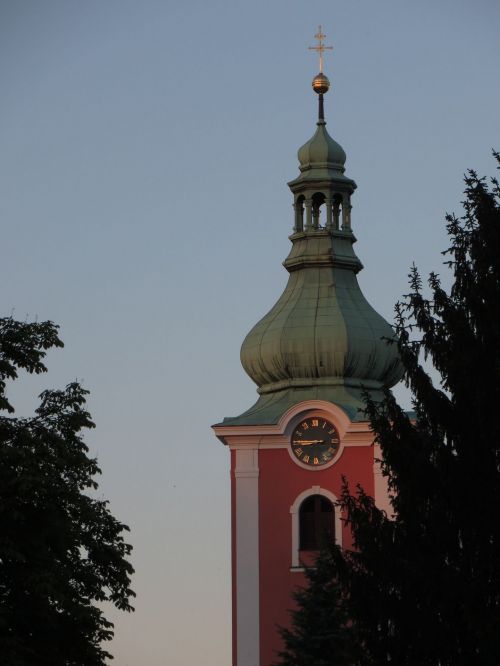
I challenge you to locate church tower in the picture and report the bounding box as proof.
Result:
[213,28,402,666]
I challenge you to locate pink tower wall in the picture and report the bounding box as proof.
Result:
[216,402,383,666]
[257,446,375,666]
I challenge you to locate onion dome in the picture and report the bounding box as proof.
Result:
[297,122,347,175]
[240,243,403,393]
[221,56,402,426]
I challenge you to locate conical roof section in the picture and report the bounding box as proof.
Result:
[221,67,402,426]
[297,120,346,175]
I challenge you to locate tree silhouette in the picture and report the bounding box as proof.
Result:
[278,153,500,665]
[0,317,135,665]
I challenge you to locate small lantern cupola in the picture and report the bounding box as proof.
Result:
[290,32,356,236]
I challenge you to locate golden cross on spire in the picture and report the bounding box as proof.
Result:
[308,25,333,73]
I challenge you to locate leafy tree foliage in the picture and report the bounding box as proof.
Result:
[0,318,134,665]
[278,154,500,665]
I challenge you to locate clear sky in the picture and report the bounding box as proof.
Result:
[1,1,499,664]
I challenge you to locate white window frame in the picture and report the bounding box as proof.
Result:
[290,485,342,569]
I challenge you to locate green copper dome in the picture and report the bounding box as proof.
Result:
[240,230,402,393]
[220,74,403,427]
[297,120,347,175]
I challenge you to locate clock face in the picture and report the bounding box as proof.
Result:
[291,417,340,467]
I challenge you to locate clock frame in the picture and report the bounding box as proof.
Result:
[290,416,340,468]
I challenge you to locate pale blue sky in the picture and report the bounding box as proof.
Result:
[1,2,499,664]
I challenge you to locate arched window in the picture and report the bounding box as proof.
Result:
[311,192,325,229]
[333,193,342,230]
[299,494,334,550]
[290,486,341,568]
[294,195,305,232]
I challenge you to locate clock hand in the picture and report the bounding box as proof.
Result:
[293,439,325,445]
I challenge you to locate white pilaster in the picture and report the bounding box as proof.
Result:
[235,448,260,666]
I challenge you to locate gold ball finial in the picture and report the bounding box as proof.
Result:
[312,72,330,95]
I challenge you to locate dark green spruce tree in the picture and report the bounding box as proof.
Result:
[0,317,135,665]
[278,153,500,665]
[276,544,359,666]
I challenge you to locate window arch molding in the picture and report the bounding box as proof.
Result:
[290,486,342,569]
